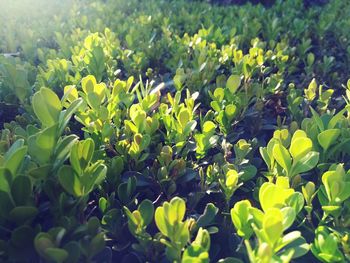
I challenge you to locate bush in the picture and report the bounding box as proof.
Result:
[0,0,350,262]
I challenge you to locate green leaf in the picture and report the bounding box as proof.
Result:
[117,176,136,204]
[4,144,27,177]
[231,200,253,238]
[226,169,238,188]
[0,191,14,219]
[274,129,291,146]
[89,233,105,258]
[263,208,283,246]
[284,235,309,259]
[202,121,216,135]
[99,197,108,213]
[36,125,57,151]
[178,109,191,129]
[70,138,95,174]
[193,228,210,250]
[197,203,219,228]
[226,75,241,94]
[183,120,197,136]
[58,166,83,197]
[281,207,296,230]
[182,244,209,262]
[213,88,225,101]
[211,101,221,112]
[81,162,106,193]
[87,92,101,110]
[249,207,264,229]
[9,206,38,225]
[62,85,78,105]
[139,199,154,226]
[155,207,168,236]
[286,192,305,214]
[290,137,312,162]
[3,139,24,161]
[28,165,52,180]
[34,233,55,259]
[126,176,136,198]
[82,75,96,93]
[54,135,79,169]
[0,168,12,193]
[240,165,257,181]
[168,197,186,224]
[290,130,307,144]
[304,78,317,101]
[217,258,244,263]
[86,46,105,82]
[259,181,294,212]
[317,129,340,151]
[272,144,291,173]
[11,176,32,206]
[59,98,83,134]
[328,105,350,129]
[225,104,237,121]
[125,120,138,134]
[32,88,62,127]
[63,241,80,263]
[11,225,36,248]
[28,125,58,164]
[259,147,271,170]
[309,107,324,132]
[46,248,68,263]
[290,151,319,176]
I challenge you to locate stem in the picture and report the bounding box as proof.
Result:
[334,216,341,227]
[307,210,315,229]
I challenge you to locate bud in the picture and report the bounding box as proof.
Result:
[194,228,210,251]
[289,121,299,134]
[159,145,172,166]
[302,182,315,206]
[258,242,272,263]
[134,133,143,145]
[159,167,168,179]
[187,218,197,233]
[307,52,315,66]
[288,83,295,89]
[292,174,302,188]
[132,210,142,226]
[226,170,239,189]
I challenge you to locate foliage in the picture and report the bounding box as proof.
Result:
[1,0,350,262]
